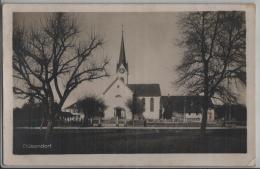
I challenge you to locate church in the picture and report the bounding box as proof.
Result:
[64,27,215,124]
[102,28,161,120]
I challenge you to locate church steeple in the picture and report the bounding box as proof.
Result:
[117,25,128,72]
[116,25,128,84]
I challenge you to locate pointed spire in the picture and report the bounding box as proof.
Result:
[121,24,124,37]
[117,25,128,72]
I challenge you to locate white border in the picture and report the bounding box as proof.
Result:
[2,4,256,167]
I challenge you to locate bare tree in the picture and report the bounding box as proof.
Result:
[175,11,246,134]
[13,13,109,140]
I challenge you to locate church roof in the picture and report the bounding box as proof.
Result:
[128,84,161,97]
[116,27,128,72]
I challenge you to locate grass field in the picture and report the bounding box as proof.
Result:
[13,128,246,154]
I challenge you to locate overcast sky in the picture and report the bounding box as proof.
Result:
[13,12,245,108]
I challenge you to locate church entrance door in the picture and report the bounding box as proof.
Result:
[115,107,124,119]
[114,107,127,127]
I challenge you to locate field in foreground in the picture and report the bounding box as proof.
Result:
[14,128,246,154]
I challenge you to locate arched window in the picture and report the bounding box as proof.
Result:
[150,98,154,112]
[141,98,145,111]
[115,95,121,98]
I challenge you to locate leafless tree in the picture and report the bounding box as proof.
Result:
[176,11,246,134]
[13,13,109,140]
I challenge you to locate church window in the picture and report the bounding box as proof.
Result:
[150,98,154,112]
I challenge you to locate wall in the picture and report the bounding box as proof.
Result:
[139,96,160,119]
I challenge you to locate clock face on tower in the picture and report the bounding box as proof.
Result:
[119,68,125,73]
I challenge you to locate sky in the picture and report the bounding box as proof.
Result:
[13,12,245,108]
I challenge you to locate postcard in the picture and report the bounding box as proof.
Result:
[2,3,256,167]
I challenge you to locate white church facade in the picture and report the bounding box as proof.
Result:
[102,29,161,120]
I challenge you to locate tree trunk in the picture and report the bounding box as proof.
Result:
[132,114,135,127]
[44,119,53,142]
[201,108,207,135]
[83,114,88,127]
[40,118,45,131]
[200,96,209,136]
[44,96,57,141]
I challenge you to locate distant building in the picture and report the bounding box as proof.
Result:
[160,96,215,122]
[64,103,85,119]
[214,104,246,122]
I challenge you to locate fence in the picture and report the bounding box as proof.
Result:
[14,118,246,128]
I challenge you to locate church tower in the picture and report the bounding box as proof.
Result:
[116,26,128,84]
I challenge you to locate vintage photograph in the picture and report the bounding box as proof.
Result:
[12,11,247,154]
[2,4,256,167]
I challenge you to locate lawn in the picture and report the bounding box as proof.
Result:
[13,128,246,154]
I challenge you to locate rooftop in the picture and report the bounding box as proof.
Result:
[128,84,161,97]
